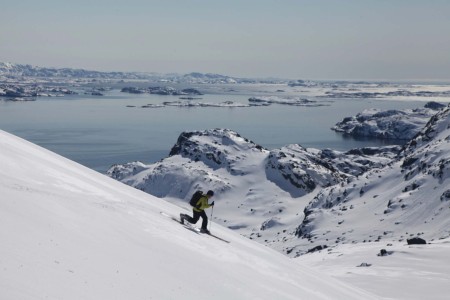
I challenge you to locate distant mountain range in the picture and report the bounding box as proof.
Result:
[0,62,284,84]
[0,62,150,79]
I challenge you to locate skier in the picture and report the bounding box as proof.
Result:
[180,190,215,234]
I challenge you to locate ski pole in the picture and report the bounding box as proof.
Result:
[209,205,214,231]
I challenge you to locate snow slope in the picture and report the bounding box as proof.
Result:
[0,130,377,299]
[297,241,450,300]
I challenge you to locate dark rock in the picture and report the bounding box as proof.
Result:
[307,245,327,253]
[357,262,372,267]
[181,88,203,95]
[121,87,143,94]
[407,237,427,245]
[424,101,446,110]
[440,190,450,201]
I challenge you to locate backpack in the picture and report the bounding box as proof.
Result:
[189,190,204,208]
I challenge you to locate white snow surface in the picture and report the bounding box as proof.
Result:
[0,130,378,299]
[297,241,450,300]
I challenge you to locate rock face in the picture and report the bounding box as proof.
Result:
[265,145,398,197]
[168,129,267,173]
[265,145,347,197]
[332,103,445,140]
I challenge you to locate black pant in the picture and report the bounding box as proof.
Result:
[186,210,208,230]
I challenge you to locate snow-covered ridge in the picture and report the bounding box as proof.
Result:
[332,102,446,140]
[108,129,270,199]
[109,129,384,200]
[168,129,267,172]
[107,129,401,255]
[1,129,378,300]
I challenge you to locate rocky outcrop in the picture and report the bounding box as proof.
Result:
[332,103,445,140]
[265,145,347,197]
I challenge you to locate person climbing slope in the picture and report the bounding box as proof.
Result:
[180,190,215,234]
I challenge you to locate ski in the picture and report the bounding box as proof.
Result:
[160,212,200,234]
[204,232,230,244]
[160,212,230,243]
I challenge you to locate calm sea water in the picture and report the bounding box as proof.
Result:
[0,84,424,173]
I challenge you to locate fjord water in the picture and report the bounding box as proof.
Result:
[0,85,423,173]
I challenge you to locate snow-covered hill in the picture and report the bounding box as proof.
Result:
[107,129,401,251]
[0,129,380,299]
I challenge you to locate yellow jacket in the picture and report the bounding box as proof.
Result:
[193,195,212,212]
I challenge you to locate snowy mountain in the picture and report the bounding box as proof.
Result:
[0,129,379,300]
[107,129,401,252]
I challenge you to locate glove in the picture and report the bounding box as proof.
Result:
[210,201,215,206]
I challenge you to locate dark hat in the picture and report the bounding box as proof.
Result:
[207,190,214,196]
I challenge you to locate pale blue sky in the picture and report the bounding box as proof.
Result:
[1,0,449,80]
